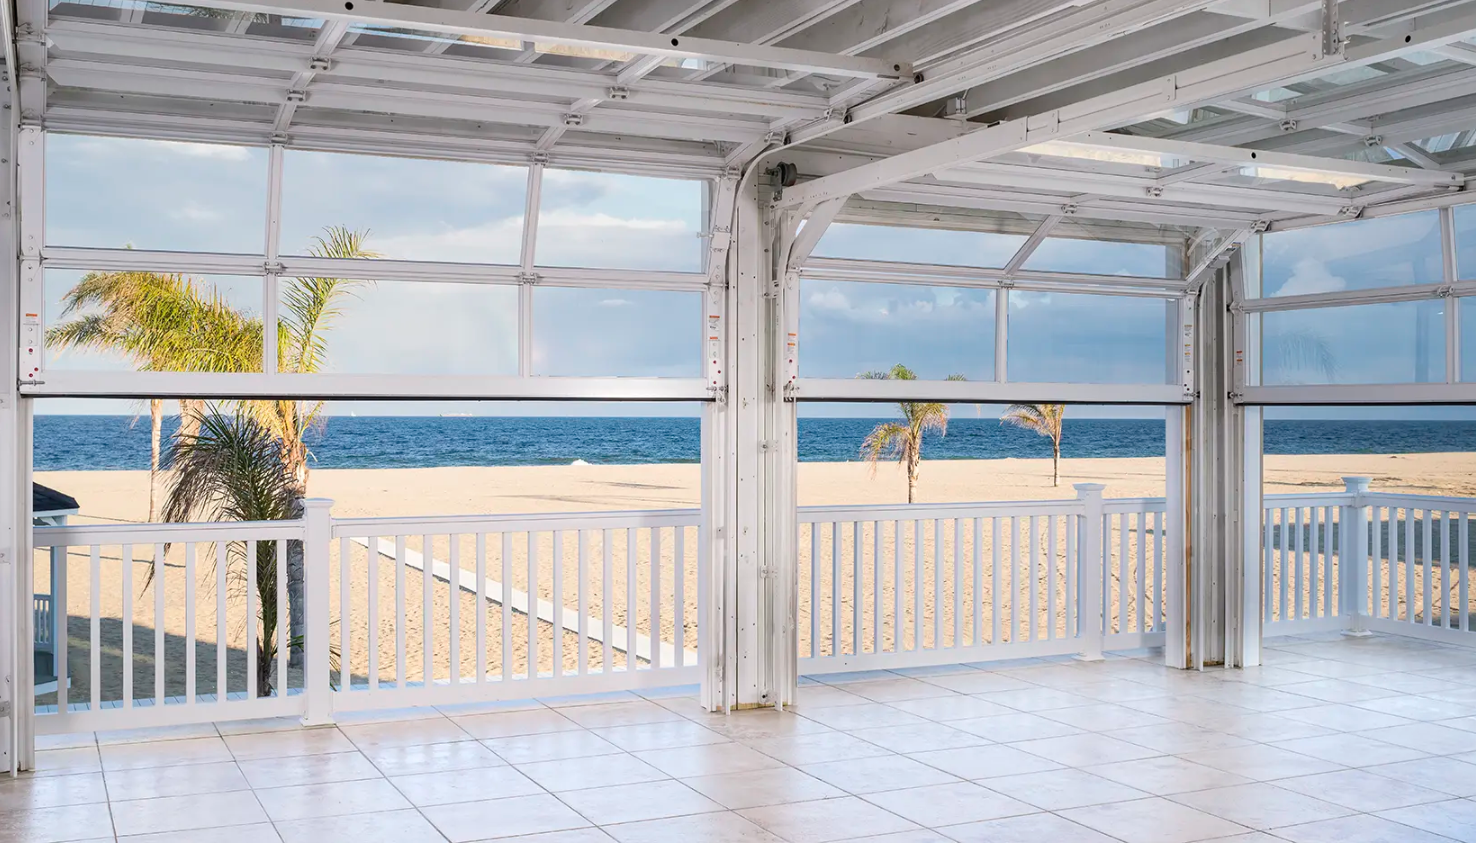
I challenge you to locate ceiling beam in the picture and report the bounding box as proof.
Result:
[168,0,912,79]
[777,31,1340,207]
[1059,130,1465,186]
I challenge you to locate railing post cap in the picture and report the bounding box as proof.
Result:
[1341,477,1372,491]
[302,497,335,510]
[1074,483,1106,497]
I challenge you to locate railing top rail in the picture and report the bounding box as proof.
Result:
[1264,492,1358,507]
[331,507,703,537]
[1361,492,1476,512]
[798,498,1085,523]
[1103,497,1168,513]
[34,519,306,547]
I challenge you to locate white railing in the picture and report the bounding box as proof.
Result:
[33,594,53,650]
[797,485,1169,674]
[32,502,703,734]
[32,518,307,734]
[329,509,703,713]
[1264,478,1476,644]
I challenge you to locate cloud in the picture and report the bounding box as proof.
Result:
[1275,258,1346,297]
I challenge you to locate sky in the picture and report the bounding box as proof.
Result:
[35,133,1476,419]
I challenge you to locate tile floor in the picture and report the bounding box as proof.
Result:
[9,632,1476,842]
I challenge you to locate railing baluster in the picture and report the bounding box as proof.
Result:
[1153,510,1163,632]
[913,520,923,651]
[1311,507,1322,618]
[501,532,513,681]
[395,535,407,688]
[338,536,349,692]
[423,533,434,687]
[1009,516,1019,643]
[1263,507,1273,623]
[368,536,380,691]
[1326,507,1337,619]
[873,521,883,655]
[1028,515,1038,643]
[893,520,902,652]
[476,533,487,684]
[673,526,683,669]
[650,527,661,671]
[1295,507,1306,622]
[992,517,1000,646]
[153,543,164,706]
[580,530,591,674]
[934,518,944,649]
[831,522,840,657]
[1117,512,1127,636]
[1046,516,1056,641]
[1133,512,1144,634]
[121,544,133,708]
[853,521,862,656]
[1423,510,1434,626]
[1461,513,1470,633]
[91,545,101,711]
[626,528,637,670]
[185,543,196,706]
[808,523,818,659]
[248,540,258,701]
[276,539,287,698]
[552,530,564,676]
[216,541,227,702]
[449,535,461,685]
[53,543,69,713]
[1404,507,1415,624]
[530,532,540,677]
[954,518,963,649]
[1067,514,1078,637]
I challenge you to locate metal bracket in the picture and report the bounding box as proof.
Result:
[517,271,540,284]
[1436,285,1455,299]
[308,57,331,72]
[1279,119,1298,132]
[1146,186,1165,199]
[270,132,289,145]
[562,113,585,127]
[1338,205,1365,218]
[1363,135,1384,148]
[264,261,286,274]
[707,384,728,404]
[606,86,630,100]
[1320,0,1343,58]
[1061,202,1079,215]
[530,152,551,165]
[1252,220,1270,233]
[1162,75,1179,103]
[286,89,307,103]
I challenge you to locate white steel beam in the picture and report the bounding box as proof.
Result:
[274,20,349,135]
[1057,131,1466,187]
[163,0,912,79]
[1389,142,1445,170]
[1002,214,1062,274]
[23,372,713,401]
[793,378,1189,404]
[784,198,846,272]
[1239,383,1476,404]
[801,256,1190,296]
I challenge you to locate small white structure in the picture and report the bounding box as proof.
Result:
[32,482,78,693]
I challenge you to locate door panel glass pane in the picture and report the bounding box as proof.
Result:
[799,280,995,381]
[1261,210,1443,297]
[281,150,527,264]
[1262,301,1445,384]
[533,287,700,377]
[1007,292,1170,384]
[1022,238,1174,278]
[47,135,267,253]
[534,170,703,272]
[45,269,262,372]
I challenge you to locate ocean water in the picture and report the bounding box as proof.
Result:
[31,415,1476,471]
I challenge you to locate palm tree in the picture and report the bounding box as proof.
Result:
[859,365,964,504]
[1002,404,1066,487]
[47,271,261,519]
[162,410,296,695]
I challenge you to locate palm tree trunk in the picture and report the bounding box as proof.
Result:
[907,456,917,504]
[257,541,277,695]
[1052,441,1060,487]
[148,399,162,522]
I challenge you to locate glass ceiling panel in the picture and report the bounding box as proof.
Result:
[51,0,322,37]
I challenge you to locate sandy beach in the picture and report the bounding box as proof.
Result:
[33,453,1476,707]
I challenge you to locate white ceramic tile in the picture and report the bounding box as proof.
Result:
[253,777,410,822]
[100,736,232,770]
[601,811,784,843]
[885,695,1015,722]
[1377,799,1476,843]
[1039,703,1168,731]
[517,752,666,792]
[593,720,727,752]
[224,727,355,760]
[1083,756,1255,796]
[104,759,249,800]
[681,767,844,810]
[799,754,959,795]
[485,730,623,765]
[949,713,1082,743]
[1276,769,1448,811]
[341,718,470,749]
[983,767,1151,810]
[0,772,107,811]
[1169,782,1352,830]
[1269,734,1427,767]
[1010,733,1161,767]
[1181,744,1342,780]
[847,722,988,754]
[237,751,382,789]
[557,780,723,826]
[1366,756,1476,797]
[274,809,447,843]
[976,688,1092,713]
[117,824,282,842]
[939,811,1120,842]
[741,732,892,766]
[634,743,783,778]
[844,679,958,703]
[795,703,927,731]
[110,790,269,837]
[1273,814,1460,843]
[738,796,920,843]
[0,802,115,843]
[391,763,543,807]
[423,794,591,842]
[558,702,683,729]
[453,709,582,740]
[907,745,1063,780]
[1060,796,1251,843]
[862,781,1036,827]
[1357,722,1476,754]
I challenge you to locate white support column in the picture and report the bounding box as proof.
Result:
[8,121,38,771]
[1240,408,1263,667]
[1342,476,1372,636]
[1075,483,1106,662]
[994,288,1009,383]
[701,175,736,712]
